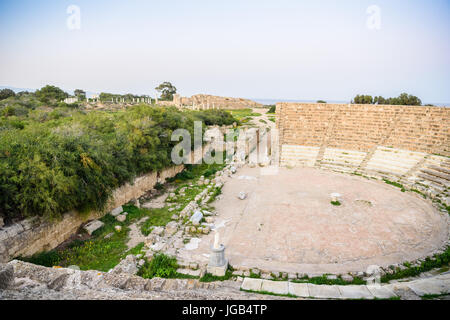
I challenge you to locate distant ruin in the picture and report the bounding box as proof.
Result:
[160,94,263,110]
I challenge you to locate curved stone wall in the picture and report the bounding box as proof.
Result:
[276,103,450,207]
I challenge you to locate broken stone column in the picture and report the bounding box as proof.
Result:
[207,233,228,276]
[330,193,342,203]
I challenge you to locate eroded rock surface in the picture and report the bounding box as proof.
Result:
[0,260,286,300]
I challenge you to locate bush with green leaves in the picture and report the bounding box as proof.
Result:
[0,105,236,222]
[35,85,68,105]
[0,88,16,100]
[188,109,236,126]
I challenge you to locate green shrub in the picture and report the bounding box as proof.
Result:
[0,105,236,221]
[138,253,179,278]
[383,179,404,189]
[19,250,62,267]
[381,247,450,283]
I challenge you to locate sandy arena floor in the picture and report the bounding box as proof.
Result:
[176,167,449,275]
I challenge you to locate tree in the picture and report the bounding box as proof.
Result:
[267,105,276,113]
[393,93,422,106]
[0,88,16,100]
[155,82,177,101]
[352,93,422,106]
[35,85,68,104]
[374,96,387,105]
[317,100,327,104]
[74,89,86,101]
[353,95,373,104]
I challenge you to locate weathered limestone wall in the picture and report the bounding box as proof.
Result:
[276,103,450,155]
[173,94,262,110]
[0,165,184,263]
[276,103,450,205]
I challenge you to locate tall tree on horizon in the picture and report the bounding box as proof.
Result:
[35,85,68,104]
[155,82,177,101]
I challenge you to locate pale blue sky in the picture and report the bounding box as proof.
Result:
[0,0,449,103]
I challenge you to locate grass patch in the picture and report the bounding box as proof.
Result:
[240,288,298,299]
[443,203,450,215]
[383,179,404,190]
[292,275,365,286]
[381,246,450,283]
[138,253,197,279]
[19,205,151,272]
[138,253,178,278]
[207,186,223,204]
[410,189,427,198]
[200,267,234,282]
[19,226,130,272]
[227,109,262,121]
[140,207,173,236]
[18,250,62,268]
[421,293,449,300]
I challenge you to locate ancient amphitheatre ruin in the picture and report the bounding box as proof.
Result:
[0,99,449,300]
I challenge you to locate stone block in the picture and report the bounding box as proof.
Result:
[308,284,342,299]
[83,220,104,235]
[241,278,263,292]
[261,280,289,295]
[341,274,354,283]
[337,285,374,299]
[207,265,227,277]
[190,210,203,225]
[406,276,450,296]
[110,206,123,217]
[189,262,199,270]
[164,221,178,236]
[250,268,261,276]
[366,285,397,299]
[288,282,309,297]
[151,226,164,236]
[177,268,201,277]
[116,214,126,222]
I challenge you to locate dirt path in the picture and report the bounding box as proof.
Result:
[126,217,149,249]
[248,107,276,130]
